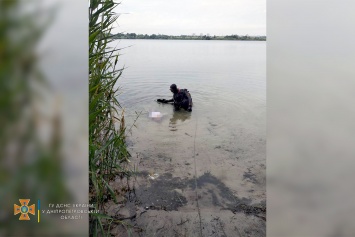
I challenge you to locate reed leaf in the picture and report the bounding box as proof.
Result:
[89,0,133,235]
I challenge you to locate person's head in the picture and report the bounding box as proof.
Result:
[170,84,178,94]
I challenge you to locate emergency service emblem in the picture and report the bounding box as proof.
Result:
[14,199,35,220]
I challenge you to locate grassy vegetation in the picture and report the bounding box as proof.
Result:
[89,0,132,235]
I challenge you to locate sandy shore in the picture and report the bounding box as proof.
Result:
[105,111,266,236]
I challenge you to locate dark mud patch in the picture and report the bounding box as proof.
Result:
[208,189,221,206]
[225,202,266,219]
[243,168,258,184]
[127,173,188,211]
[186,172,249,204]
[127,172,265,219]
[189,172,266,218]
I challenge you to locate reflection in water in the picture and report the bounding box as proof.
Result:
[169,111,191,131]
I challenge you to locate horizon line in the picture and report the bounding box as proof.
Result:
[114,32,267,37]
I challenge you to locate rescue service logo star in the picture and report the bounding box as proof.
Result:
[14,199,35,220]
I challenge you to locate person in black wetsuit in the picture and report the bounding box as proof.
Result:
[157,84,193,112]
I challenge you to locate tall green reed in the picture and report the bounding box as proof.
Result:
[89,0,131,235]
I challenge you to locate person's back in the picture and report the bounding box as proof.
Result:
[170,84,192,111]
[173,89,190,105]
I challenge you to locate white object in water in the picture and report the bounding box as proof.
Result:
[149,112,162,118]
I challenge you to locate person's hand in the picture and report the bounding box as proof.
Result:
[187,106,192,112]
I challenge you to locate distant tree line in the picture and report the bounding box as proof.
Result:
[112,33,266,41]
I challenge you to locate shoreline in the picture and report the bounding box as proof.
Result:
[112,33,266,41]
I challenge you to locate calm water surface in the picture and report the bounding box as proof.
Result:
[115,39,265,168]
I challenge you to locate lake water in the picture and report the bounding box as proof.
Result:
[113,39,266,236]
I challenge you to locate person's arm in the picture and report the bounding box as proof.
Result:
[157,98,173,103]
[166,98,174,103]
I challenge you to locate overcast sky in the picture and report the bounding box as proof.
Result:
[113,0,266,36]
